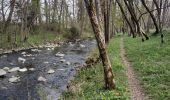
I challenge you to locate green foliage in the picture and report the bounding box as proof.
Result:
[61,38,130,100]
[124,32,170,100]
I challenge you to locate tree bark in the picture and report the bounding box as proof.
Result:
[84,0,115,90]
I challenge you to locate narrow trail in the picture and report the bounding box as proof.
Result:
[120,38,148,100]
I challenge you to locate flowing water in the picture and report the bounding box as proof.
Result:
[0,39,96,100]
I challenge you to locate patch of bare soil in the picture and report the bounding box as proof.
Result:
[120,38,148,100]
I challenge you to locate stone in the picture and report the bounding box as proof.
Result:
[18,57,26,63]
[44,62,49,64]
[18,68,28,72]
[3,67,10,71]
[1,55,7,58]
[31,49,41,52]
[8,67,20,72]
[47,69,55,74]
[80,44,85,48]
[23,54,32,57]
[60,59,66,63]
[38,76,47,82]
[0,69,7,76]
[29,68,35,71]
[55,53,65,57]
[66,62,71,65]
[9,76,20,83]
[47,48,51,50]
[21,52,26,55]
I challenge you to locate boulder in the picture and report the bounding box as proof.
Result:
[47,69,55,74]
[18,57,26,63]
[8,67,20,72]
[9,76,20,83]
[18,68,28,72]
[38,76,47,82]
[0,69,7,76]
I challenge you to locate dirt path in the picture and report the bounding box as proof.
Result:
[120,38,148,100]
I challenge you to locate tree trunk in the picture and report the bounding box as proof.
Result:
[141,0,160,34]
[84,0,115,90]
[3,0,16,42]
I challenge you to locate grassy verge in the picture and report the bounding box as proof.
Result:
[0,31,65,50]
[124,32,170,100]
[61,37,130,100]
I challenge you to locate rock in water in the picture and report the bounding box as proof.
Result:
[66,62,71,65]
[38,76,47,82]
[47,69,55,74]
[55,53,65,57]
[18,57,26,63]
[44,62,49,64]
[9,76,20,83]
[0,69,7,77]
[3,67,10,71]
[60,59,66,63]
[80,44,85,48]
[19,68,27,72]
[47,48,51,50]
[29,68,35,71]
[8,67,20,72]
[21,52,26,55]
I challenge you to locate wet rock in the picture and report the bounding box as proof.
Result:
[9,63,14,65]
[66,62,71,65]
[21,52,26,55]
[47,69,55,74]
[23,54,33,57]
[1,55,7,58]
[3,67,10,71]
[44,62,49,64]
[19,68,28,72]
[8,67,20,72]
[0,69,7,76]
[69,42,74,47]
[31,49,41,52]
[29,68,35,71]
[9,76,20,83]
[47,48,51,50]
[60,59,66,63]
[38,76,47,82]
[55,53,65,57]
[18,57,26,63]
[80,44,85,48]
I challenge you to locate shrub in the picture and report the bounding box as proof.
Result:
[63,25,81,40]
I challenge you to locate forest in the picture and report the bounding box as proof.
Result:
[0,0,170,100]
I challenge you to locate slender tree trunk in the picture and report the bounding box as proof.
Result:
[141,0,160,34]
[116,0,135,38]
[3,0,16,42]
[84,0,115,90]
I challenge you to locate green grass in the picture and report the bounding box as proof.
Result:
[124,32,170,100]
[61,37,130,100]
